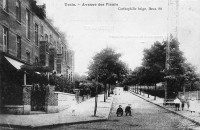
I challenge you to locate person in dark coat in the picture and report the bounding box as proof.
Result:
[116,105,123,117]
[125,104,132,116]
[181,101,185,111]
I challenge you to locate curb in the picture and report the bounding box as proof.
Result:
[0,95,115,129]
[129,91,200,126]
[0,119,108,129]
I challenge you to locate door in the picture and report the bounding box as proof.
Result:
[31,84,46,111]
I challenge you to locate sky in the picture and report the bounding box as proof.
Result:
[37,0,200,75]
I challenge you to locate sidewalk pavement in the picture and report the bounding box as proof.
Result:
[129,90,200,127]
[0,94,114,128]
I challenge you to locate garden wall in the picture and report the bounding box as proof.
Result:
[55,92,76,111]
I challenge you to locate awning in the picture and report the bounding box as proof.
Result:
[4,56,24,70]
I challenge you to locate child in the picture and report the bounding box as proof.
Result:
[125,104,132,116]
[116,105,123,117]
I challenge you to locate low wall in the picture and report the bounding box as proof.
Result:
[47,92,91,112]
[2,105,25,114]
[2,85,32,115]
[55,92,76,111]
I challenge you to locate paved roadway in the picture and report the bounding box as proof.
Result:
[2,91,200,130]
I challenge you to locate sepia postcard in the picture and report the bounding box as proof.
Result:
[0,0,200,129]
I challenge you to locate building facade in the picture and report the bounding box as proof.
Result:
[0,0,74,114]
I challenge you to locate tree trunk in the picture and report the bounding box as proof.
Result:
[104,83,106,102]
[165,81,167,100]
[136,85,137,93]
[140,85,141,95]
[94,94,98,116]
[94,76,99,116]
[108,84,110,97]
[148,86,149,98]
[183,84,185,95]
[135,85,136,93]
[135,85,136,92]
[191,82,194,90]
[154,84,156,100]
[106,84,108,99]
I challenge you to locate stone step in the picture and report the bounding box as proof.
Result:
[30,111,46,115]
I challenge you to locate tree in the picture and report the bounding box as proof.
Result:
[182,63,200,91]
[30,0,46,19]
[142,41,166,99]
[139,39,199,98]
[88,48,128,102]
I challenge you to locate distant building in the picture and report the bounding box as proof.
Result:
[114,87,124,95]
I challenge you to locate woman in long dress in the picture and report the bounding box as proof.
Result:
[189,98,196,114]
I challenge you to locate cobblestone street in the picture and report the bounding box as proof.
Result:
[28,91,199,130]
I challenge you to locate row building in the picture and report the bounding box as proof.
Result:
[0,0,74,114]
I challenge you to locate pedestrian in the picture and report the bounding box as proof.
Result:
[181,101,185,111]
[116,105,123,117]
[125,104,132,116]
[189,98,196,115]
[174,97,181,111]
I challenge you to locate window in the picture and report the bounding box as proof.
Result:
[26,51,30,63]
[57,63,61,74]
[26,9,30,39]
[56,42,59,52]
[45,34,48,42]
[57,42,61,54]
[3,0,8,12]
[40,35,43,41]
[62,46,64,54]
[3,27,8,52]
[34,23,38,46]
[16,36,21,59]
[50,34,52,43]
[45,34,48,52]
[35,57,38,63]
[41,25,43,34]
[16,0,21,22]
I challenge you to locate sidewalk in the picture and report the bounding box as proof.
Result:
[129,90,200,126]
[0,94,114,128]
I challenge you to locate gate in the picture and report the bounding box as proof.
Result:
[31,84,46,111]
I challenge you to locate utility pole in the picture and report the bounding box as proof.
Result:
[164,34,170,100]
[165,0,179,100]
